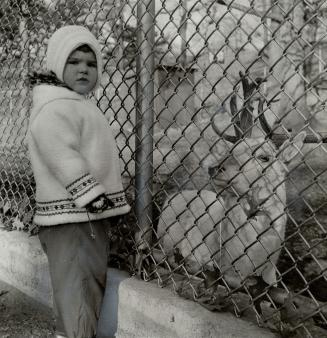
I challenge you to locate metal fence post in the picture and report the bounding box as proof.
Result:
[135,0,155,247]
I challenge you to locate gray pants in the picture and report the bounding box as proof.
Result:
[38,219,113,338]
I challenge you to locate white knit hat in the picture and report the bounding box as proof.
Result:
[46,25,103,90]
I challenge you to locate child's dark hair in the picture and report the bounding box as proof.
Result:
[75,44,94,54]
[27,71,67,88]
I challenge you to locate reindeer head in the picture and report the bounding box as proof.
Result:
[205,73,306,205]
[206,133,306,204]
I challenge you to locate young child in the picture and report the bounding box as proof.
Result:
[28,25,131,338]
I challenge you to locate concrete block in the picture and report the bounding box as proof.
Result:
[0,230,52,307]
[116,278,278,338]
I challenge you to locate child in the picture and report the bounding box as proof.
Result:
[28,25,131,338]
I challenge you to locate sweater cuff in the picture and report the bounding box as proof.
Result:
[66,173,106,208]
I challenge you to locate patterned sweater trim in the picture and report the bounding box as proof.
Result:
[65,173,105,207]
[34,191,130,226]
[36,191,127,214]
[66,173,90,190]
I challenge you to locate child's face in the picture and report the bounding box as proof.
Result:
[63,49,98,94]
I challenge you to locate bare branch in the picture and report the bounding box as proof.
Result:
[216,0,281,23]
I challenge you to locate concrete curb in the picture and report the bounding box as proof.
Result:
[0,230,278,338]
[116,278,278,338]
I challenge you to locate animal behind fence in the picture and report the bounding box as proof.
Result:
[157,74,306,288]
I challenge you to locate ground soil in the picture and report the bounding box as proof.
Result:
[0,280,54,338]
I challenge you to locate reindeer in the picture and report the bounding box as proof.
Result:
[157,74,306,286]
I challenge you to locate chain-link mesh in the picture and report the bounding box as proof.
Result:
[1,0,327,336]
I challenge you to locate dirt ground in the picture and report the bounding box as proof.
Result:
[0,280,54,338]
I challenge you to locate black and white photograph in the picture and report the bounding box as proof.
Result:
[0,0,326,337]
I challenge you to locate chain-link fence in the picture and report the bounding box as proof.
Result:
[0,0,327,336]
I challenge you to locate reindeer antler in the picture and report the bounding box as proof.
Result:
[230,94,242,140]
[257,98,272,136]
[239,72,264,137]
[212,73,324,145]
[212,72,265,143]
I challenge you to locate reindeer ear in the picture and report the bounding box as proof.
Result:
[278,131,306,163]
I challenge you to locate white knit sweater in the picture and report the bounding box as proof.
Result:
[28,85,131,226]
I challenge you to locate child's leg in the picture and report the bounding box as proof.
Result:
[38,220,110,338]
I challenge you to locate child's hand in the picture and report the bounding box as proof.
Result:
[85,194,114,213]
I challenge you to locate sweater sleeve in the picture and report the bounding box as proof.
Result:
[30,107,106,208]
